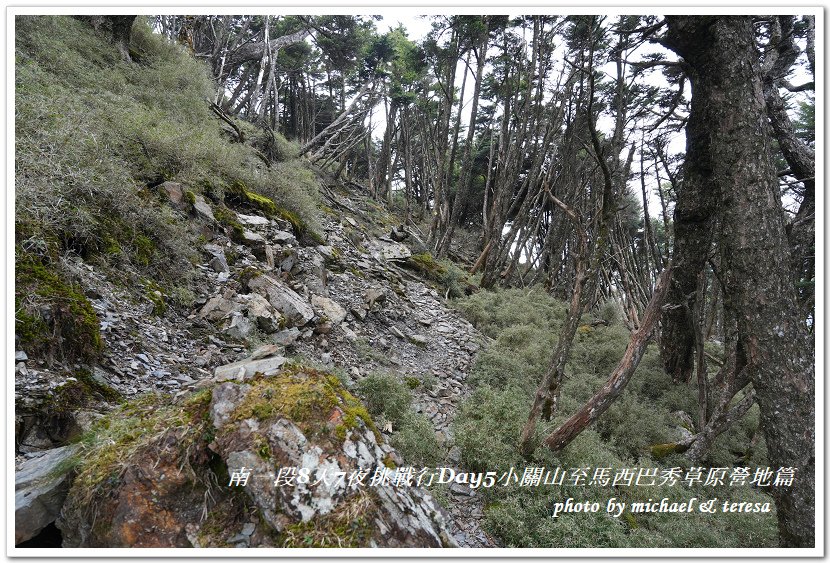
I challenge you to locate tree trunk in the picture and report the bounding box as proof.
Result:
[75,16,136,61]
[541,267,672,452]
[438,22,490,257]
[663,16,814,548]
[224,28,309,70]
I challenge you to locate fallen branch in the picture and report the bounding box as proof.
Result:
[209,100,245,143]
[541,266,673,453]
[299,80,376,156]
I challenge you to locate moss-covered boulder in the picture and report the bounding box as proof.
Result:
[15,253,102,364]
[57,365,456,548]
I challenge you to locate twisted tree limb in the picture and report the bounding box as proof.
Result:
[541,266,672,453]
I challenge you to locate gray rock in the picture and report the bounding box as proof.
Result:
[199,291,239,322]
[342,326,358,341]
[364,288,386,310]
[389,326,405,340]
[236,213,270,226]
[264,244,275,270]
[227,533,249,545]
[279,249,298,273]
[314,321,333,335]
[367,239,412,262]
[158,181,185,206]
[192,194,215,222]
[316,245,336,260]
[213,355,286,382]
[249,344,283,360]
[272,230,297,245]
[210,376,457,547]
[243,293,280,333]
[450,482,475,497]
[15,350,28,362]
[193,349,212,367]
[407,333,429,347]
[390,225,409,242]
[15,444,81,544]
[240,229,266,250]
[272,327,301,346]
[74,411,105,433]
[311,295,347,326]
[209,255,229,273]
[306,251,327,294]
[350,306,367,321]
[223,312,254,341]
[247,274,314,327]
[209,382,252,429]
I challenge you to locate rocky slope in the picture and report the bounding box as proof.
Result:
[15,178,496,548]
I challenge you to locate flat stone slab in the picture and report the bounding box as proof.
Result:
[213,355,287,381]
[236,213,271,226]
[367,239,412,262]
[15,444,81,544]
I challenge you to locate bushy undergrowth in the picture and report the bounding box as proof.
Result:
[406,252,474,298]
[355,373,443,466]
[452,287,775,547]
[15,15,320,293]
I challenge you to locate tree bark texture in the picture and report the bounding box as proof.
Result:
[663,16,815,548]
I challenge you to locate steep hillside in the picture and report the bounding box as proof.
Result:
[14,16,487,548]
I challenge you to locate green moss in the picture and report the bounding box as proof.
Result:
[404,376,420,390]
[622,512,639,530]
[382,453,397,469]
[43,368,123,421]
[254,434,272,460]
[405,253,473,298]
[184,189,197,206]
[407,252,447,279]
[244,190,277,216]
[224,248,239,267]
[276,206,324,244]
[227,180,278,216]
[224,179,323,244]
[649,442,689,460]
[236,266,262,288]
[15,297,49,346]
[70,387,214,509]
[76,368,123,403]
[16,252,102,362]
[229,367,378,442]
[335,380,380,443]
[214,205,245,240]
[102,234,122,255]
[133,234,155,266]
[144,280,167,316]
